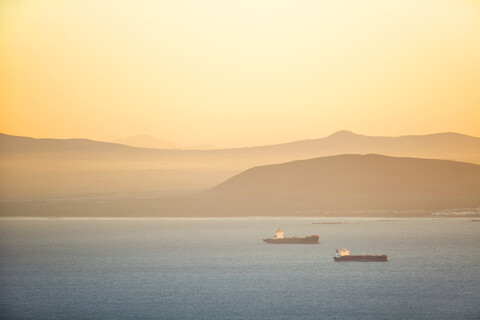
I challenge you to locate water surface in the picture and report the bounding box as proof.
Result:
[1,218,479,319]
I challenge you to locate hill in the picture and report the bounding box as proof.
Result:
[203,154,480,214]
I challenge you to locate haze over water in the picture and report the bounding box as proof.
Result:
[1,218,479,319]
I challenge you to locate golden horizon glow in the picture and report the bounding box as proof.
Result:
[1,0,479,148]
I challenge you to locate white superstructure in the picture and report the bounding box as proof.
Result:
[276,229,284,239]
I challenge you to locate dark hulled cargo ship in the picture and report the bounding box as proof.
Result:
[263,229,319,244]
[333,248,388,262]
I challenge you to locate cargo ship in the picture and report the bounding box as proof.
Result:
[263,229,319,244]
[333,248,388,262]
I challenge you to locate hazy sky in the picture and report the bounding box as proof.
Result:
[1,0,479,148]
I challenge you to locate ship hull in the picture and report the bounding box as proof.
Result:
[263,236,319,244]
[333,255,388,262]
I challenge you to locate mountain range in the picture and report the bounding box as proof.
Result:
[2,130,480,164]
[1,131,480,207]
[2,154,479,217]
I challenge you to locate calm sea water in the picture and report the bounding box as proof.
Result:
[0,218,479,319]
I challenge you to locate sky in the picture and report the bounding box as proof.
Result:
[1,0,479,148]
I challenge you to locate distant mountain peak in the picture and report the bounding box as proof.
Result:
[327,130,359,138]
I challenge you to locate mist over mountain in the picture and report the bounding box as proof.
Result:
[1,131,480,200]
[112,135,216,150]
[3,154,479,217]
[113,135,180,149]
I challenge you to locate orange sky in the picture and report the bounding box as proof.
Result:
[1,0,479,148]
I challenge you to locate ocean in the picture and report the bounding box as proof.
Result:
[0,218,479,319]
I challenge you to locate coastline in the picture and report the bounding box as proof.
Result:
[1,197,478,219]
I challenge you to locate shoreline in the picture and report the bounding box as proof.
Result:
[1,216,479,221]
